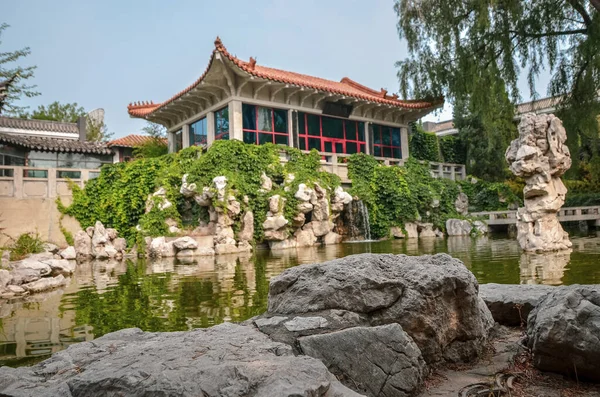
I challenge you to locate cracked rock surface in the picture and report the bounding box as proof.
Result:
[267,253,494,365]
[299,324,426,397]
[527,284,600,382]
[0,323,362,397]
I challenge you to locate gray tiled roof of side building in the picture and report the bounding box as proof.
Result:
[0,132,112,155]
[0,116,79,135]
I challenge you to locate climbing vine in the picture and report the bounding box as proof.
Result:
[60,141,339,246]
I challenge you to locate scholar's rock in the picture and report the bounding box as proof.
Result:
[505,113,572,252]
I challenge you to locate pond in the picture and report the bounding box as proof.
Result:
[1,232,600,367]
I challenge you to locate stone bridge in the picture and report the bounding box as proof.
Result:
[471,206,600,227]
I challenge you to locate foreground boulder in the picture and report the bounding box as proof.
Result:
[299,324,426,397]
[266,253,493,365]
[480,283,555,326]
[527,285,600,382]
[0,323,361,397]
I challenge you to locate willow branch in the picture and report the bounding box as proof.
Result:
[567,0,593,26]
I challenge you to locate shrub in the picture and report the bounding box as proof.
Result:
[409,124,441,162]
[7,232,45,261]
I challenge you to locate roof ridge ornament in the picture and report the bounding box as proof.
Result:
[248,57,257,70]
[214,36,223,47]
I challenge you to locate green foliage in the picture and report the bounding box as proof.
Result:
[409,124,440,162]
[61,141,339,245]
[458,178,521,212]
[394,0,600,177]
[438,135,466,164]
[453,70,517,182]
[564,179,600,207]
[0,23,39,115]
[22,101,85,122]
[6,232,44,261]
[348,155,460,237]
[134,122,168,159]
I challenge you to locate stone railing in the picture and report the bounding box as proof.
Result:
[278,151,466,183]
[0,166,101,199]
[472,206,600,226]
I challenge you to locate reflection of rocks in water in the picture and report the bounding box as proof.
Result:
[92,260,127,294]
[147,258,175,275]
[520,250,572,285]
[404,238,420,255]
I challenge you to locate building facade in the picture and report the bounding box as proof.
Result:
[0,116,113,178]
[127,38,442,160]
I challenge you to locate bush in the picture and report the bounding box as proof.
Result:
[409,124,441,162]
[7,232,45,261]
[438,135,466,164]
[347,155,461,237]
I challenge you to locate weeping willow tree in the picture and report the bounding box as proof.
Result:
[395,0,600,178]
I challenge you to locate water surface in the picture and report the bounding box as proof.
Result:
[1,233,599,367]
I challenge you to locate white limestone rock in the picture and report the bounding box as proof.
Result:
[446,219,473,236]
[172,237,198,251]
[59,246,77,260]
[505,113,572,252]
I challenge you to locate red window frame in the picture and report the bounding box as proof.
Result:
[298,113,365,154]
[372,124,402,159]
[242,105,288,145]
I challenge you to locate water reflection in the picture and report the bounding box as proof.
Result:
[1,233,599,367]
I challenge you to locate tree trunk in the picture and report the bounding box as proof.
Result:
[590,0,600,13]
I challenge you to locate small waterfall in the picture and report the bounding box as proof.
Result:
[358,201,371,241]
[345,200,372,241]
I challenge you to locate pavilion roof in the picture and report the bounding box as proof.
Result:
[128,37,442,120]
[0,132,112,155]
[107,134,167,148]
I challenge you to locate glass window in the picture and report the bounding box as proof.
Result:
[241,104,288,146]
[215,107,230,140]
[372,124,402,159]
[173,130,183,152]
[190,117,208,146]
[57,170,82,179]
[297,112,366,155]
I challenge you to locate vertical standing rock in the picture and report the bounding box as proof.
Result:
[505,113,572,252]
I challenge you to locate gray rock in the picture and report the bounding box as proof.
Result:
[527,285,600,381]
[455,192,469,216]
[0,323,362,397]
[59,246,76,260]
[268,253,493,364]
[284,316,329,332]
[446,219,473,236]
[0,269,11,288]
[472,220,489,235]
[9,268,41,285]
[9,258,52,276]
[299,324,426,397]
[480,283,555,326]
[74,230,92,258]
[21,275,68,293]
[6,284,26,294]
[113,238,127,252]
[43,243,59,254]
[254,316,288,328]
[172,236,198,251]
[43,259,76,276]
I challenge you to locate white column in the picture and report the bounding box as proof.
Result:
[287,109,295,148]
[207,111,216,146]
[364,122,371,155]
[182,124,191,148]
[167,132,174,153]
[229,100,243,141]
[401,126,410,159]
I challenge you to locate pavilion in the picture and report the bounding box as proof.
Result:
[127,37,442,160]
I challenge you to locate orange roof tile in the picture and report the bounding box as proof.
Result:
[107,134,167,148]
[128,37,442,119]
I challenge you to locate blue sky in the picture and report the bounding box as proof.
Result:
[4,0,549,138]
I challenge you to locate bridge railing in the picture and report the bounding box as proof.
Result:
[472,206,600,225]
